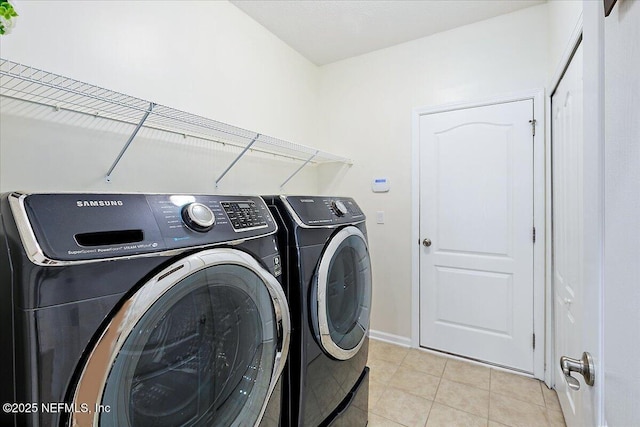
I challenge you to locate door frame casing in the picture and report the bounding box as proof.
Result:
[411,89,545,379]
[546,12,584,390]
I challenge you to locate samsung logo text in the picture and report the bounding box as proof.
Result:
[76,200,124,207]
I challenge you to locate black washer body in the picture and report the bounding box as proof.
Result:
[0,192,285,427]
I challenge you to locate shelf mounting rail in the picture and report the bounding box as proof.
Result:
[105,102,156,182]
[280,150,319,189]
[214,133,260,188]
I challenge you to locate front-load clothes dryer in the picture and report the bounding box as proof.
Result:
[0,192,290,427]
[265,195,371,427]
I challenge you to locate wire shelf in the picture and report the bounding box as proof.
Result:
[0,58,352,186]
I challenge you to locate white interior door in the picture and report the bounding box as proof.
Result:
[418,99,535,372]
[552,43,597,427]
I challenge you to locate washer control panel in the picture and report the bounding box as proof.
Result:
[220,200,268,231]
[20,193,277,261]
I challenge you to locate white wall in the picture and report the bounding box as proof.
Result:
[0,0,322,194]
[603,1,640,424]
[547,0,583,81]
[317,5,550,339]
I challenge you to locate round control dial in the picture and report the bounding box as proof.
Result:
[181,202,215,232]
[332,200,348,217]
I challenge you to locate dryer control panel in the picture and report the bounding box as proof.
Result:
[281,195,365,227]
[15,193,277,262]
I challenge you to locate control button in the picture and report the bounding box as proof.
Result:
[332,200,348,216]
[181,202,215,232]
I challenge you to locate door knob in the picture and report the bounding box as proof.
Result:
[560,352,595,391]
[422,238,432,247]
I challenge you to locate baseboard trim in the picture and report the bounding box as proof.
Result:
[368,330,412,348]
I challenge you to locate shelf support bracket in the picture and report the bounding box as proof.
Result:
[105,102,156,182]
[215,133,260,188]
[280,150,318,189]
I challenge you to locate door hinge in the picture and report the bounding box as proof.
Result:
[532,227,536,243]
[533,333,536,349]
[529,119,537,136]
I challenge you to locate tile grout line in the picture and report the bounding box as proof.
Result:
[433,358,492,425]
[488,367,495,424]
[422,358,446,426]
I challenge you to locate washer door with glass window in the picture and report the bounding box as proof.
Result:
[69,248,290,427]
[313,226,372,360]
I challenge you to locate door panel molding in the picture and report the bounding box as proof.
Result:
[411,89,545,379]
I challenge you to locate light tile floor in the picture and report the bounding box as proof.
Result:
[368,339,566,427]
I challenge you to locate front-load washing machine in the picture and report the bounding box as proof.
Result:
[0,192,290,427]
[265,195,371,427]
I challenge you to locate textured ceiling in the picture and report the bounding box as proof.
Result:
[231,0,546,66]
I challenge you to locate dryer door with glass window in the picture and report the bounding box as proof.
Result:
[69,248,290,427]
[313,226,372,360]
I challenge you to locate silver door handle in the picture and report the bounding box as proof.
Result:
[560,352,595,391]
[422,238,432,247]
